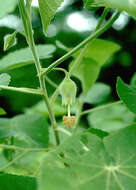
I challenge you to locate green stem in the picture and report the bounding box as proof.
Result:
[18,0,60,146]
[95,8,110,30]
[81,100,123,116]
[42,10,120,75]
[53,68,68,76]
[41,75,60,145]
[0,144,53,152]
[0,85,43,95]
[49,9,119,106]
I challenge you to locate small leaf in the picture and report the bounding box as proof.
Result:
[116,77,136,114]
[0,173,37,190]
[70,39,120,94]
[4,31,17,51]
[0,107,6,115]
[0,45,56,72]
[0,73,11,86]
[38,0,64,35]
[83,0,136,17]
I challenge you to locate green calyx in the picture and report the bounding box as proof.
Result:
[60,73,77,106]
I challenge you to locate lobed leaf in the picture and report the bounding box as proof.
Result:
[38,125,136,190]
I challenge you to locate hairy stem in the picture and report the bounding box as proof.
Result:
[18,0,60,146]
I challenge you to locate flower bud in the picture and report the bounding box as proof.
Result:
[60,75,77,106]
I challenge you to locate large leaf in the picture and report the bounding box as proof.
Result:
[88,103,135,132]
[116,77,136,114]
[38,132,109,190]
[38,0,64,35]
[70,39,120,94]
[38,125,136,190]
[0,173,37,190]
[83,0,136,17]
[0,0,17,19]
[0,113,49,148]
[0,44,56,72]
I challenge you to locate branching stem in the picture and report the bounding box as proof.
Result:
[42,9,120,75]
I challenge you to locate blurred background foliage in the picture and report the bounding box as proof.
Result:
[0,0,136,118]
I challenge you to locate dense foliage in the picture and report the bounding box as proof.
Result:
[0,0,136,189]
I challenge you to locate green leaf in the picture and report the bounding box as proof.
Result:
[0,107,6,115]
[116,77,136,114]
[104,125,136,189]
[0,45,56,72]
[88,103,135,132]
[84,82,111,105]
[70,39,120,94]
[0,118,10,138]
[130,72,136,88]
[83,0,136,17]
[38,125,136,189]
[0,113,49,148]
[4,31,17,51]
[0,0,17,19]
[38,0,64,35]
[0,173,37,190]
[0,73,11,86]
[38,132,109,190]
